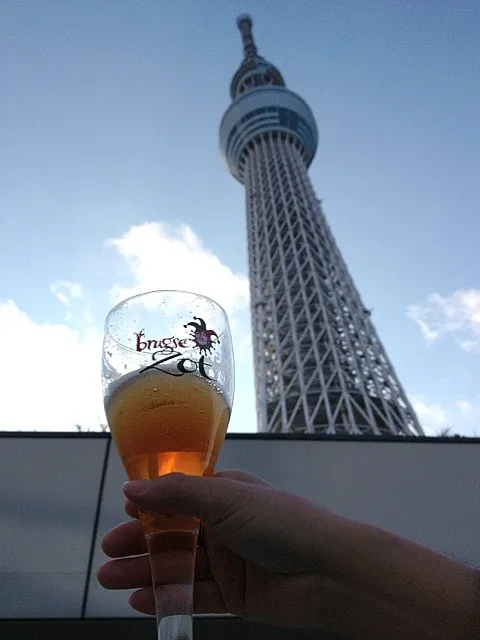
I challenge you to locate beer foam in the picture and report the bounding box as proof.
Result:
[105,359,179,404]
[105,358,226,407]
[105,368,143,405]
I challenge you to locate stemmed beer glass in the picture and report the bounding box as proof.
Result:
[102,290,234,640]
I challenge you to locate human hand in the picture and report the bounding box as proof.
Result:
[98,470,336,630]
[99,470,480,639]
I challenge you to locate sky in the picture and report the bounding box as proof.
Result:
[1,0,479,436]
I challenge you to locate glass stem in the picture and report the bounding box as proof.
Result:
[145,520,200,640]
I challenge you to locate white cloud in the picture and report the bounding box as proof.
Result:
[411,396,449,434]
[106,222,250,317]
[410,394,480,437]
[0,299,103,431]
[407,289,480,351]
[455,398,480,421]
[50,280,84,307]
[50,280,92,325]
[0,222,256,433]
[456,400,473,416]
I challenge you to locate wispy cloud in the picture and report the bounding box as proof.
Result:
[407,289,480,352]
[410,394,480,437]
[456,400,473,415]
[410,396,449,434]
[50,280,84,307]
[455,398,480,420]
[50,279,92,325]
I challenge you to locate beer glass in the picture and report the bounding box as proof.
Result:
[102,290,234,640]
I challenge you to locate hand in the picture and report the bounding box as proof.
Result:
[98,470,480,639]
[97,470,334,630]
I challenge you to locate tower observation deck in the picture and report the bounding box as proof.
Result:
[219,15,423,436]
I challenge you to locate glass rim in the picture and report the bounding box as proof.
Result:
[104,290,231,355]
[105,289,229,324]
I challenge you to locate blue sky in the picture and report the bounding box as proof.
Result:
[1,0,479,435]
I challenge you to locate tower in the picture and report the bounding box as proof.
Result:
[219,15,423,436]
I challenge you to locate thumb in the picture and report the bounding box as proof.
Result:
[123,472,331,574]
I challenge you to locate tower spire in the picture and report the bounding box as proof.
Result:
[237,14,258,59]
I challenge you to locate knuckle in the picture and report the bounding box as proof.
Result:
[168,471,188,483]
[164,472,189,497]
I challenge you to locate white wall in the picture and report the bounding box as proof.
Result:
[0,437,106,618]
[1,434,478,619]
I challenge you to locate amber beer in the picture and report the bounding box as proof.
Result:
[106,366,230,532]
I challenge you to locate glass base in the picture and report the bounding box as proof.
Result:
[157,614,192,640]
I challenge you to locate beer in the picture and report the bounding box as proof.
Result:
[106,367,230,479]
[106,366,230,533]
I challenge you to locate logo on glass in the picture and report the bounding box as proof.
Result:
[134,316,219,380]
[185,317,219,354]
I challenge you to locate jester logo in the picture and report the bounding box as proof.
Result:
[184,317,219,354]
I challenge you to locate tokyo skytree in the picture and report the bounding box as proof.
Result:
[219,15,423,436]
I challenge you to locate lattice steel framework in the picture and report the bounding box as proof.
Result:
[220,15,423,436]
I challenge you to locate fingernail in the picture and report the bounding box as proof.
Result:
[123,480,147,495]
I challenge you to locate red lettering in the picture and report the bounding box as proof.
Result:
[135,333,190,352]
[135,331,148,352]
